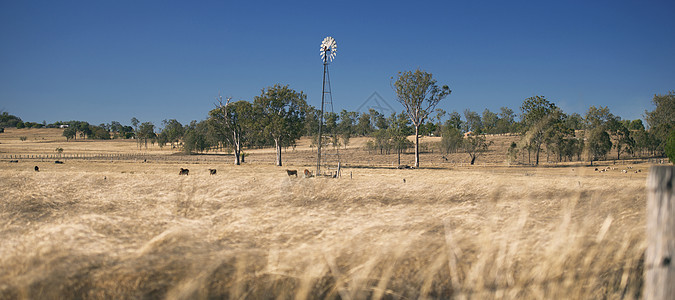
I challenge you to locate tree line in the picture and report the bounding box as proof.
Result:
[1,78,672,167]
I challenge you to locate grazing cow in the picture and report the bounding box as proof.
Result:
[622,170,627,173]
[179,168,189,176]
[34,166,39,172]
[209,169,217,175]
[397,165,411,169]
[303,169,313,178]
[594,168,598,171]
[54,160,64,164]
[286,169,298,177]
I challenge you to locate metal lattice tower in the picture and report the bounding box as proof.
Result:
[317,37,340,177]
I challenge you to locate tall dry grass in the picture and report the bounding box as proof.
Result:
[0,161,646,299]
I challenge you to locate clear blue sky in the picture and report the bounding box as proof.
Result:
[1,0,674,128]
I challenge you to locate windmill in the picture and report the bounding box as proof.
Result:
[316,36,340,177]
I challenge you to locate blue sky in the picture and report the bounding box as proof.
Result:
[1,0,674,128]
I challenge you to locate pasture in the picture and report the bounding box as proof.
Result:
[0,128,650,299]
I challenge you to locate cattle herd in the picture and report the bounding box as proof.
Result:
[594,166,642,174]
[175,167,314,177]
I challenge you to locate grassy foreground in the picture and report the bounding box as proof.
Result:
[0,159,647,299]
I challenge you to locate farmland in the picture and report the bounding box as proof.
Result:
[0,128,651,299]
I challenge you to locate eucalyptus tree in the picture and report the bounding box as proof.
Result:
[464,134,492,165]
[355,112,373,136]
[254,84,307,167]
[209,96,256,165]
[446,111,463,131]
[587,127,612,165]
[520,95,558,166]
[137,122,156,149]
[393,69,451,168]
[161,119,184,149]
[481,109,499,133]
[463,109,482,133]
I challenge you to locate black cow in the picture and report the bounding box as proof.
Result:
[286,170,298,177]
[179,168,189,175]
[209,169,217,175]
[34,166,39,172]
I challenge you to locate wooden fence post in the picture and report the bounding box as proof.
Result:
[645,166,675,300]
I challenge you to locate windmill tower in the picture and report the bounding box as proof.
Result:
[316,36,341,177]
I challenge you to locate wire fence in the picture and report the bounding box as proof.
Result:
[0,153,234,163]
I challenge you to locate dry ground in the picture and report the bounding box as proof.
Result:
[0,128,653,299]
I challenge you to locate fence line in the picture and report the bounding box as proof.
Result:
[0,152,237,163]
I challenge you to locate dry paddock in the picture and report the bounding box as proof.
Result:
[0,159,648,299]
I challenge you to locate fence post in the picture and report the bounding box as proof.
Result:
[645,166,675,300]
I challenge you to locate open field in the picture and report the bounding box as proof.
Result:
[0,128,655,299]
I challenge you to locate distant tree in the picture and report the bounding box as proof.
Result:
[393,69,450,168]
[543,112,574,162]
[481,109,499,134]
[370,109,388,131]
[131,117,139,130]
[606,119,634,160]
[90,125,111,140]
[418,122,437,136]
[372,128,391,154]
[183,120,209,154]
[565,112,584,131]
[439,125,463,154]
[338,109,357,148]
[388,112,414,165]
[587,127,612,165]
[304,106,321,137]
[63,127,76,141]
[446,111,463,131]
[160,119,184,149]
[464,134,492,165]
[520,96,558,166]
[76,122,92,139]
[254,84,307,166]
[584,106,616,130]
[137,122,156,149]
[355,112,373,136]
[495,107,516,133]
[463,109,482,133]
[0,111,22,128]
[323,111,339,147]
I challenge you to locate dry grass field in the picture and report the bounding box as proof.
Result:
[0,128,653,299]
